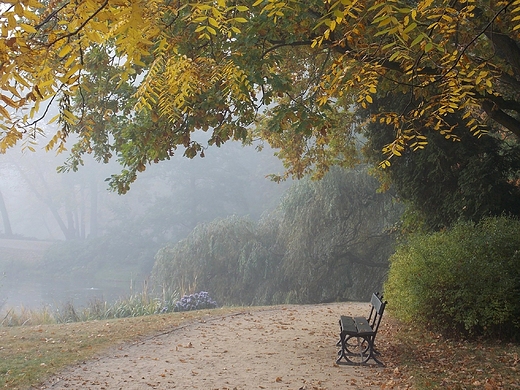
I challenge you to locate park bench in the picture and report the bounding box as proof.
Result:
[336,292,387,366]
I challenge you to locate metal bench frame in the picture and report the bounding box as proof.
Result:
[336,292,387,366]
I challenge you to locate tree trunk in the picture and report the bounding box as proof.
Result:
[0,189,13,237]
[89,173,98,238]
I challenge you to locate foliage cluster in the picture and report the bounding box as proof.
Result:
[152,167,402,306]
[0,0,519,192]
[173,292,218,312]
[384,216,520,340]
[362,95,520,232]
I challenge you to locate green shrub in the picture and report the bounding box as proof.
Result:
[384,216,520,340]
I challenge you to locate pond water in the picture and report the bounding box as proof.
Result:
[0,239,150,315]
[1,275,144,313]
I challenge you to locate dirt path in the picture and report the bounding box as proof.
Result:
[36,303,390,389]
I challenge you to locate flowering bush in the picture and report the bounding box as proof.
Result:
[174,291,218,312]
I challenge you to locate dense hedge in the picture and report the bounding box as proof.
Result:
[384,216,520,340]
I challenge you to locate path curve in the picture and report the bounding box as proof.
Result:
[36,303,388,389]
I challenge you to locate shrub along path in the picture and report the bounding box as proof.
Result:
[35,302,399,389]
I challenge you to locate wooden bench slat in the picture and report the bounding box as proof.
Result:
[339,316,357,333]
[370,293,385,315]
[353,317,374,336]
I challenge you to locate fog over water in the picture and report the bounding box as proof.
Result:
[0,140,290,312]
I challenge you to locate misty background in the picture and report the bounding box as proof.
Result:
[0,141,291,311]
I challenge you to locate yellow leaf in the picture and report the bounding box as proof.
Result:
[382,160,391,168]
[20,23,37,33]
[212,7,222,18]
[58,44,73,58]
[7,14,16,29]
[38,78,54,88]
[366,95,373,103]
[1,95,17,108]
[47,113,60,124]
[0,105,11,119]
[62,109,77,125]
[62,63,82,80]
[23,10,40,22]
[13,73,30,88]
[192,16,208,23]
[85,30,104,43]
[64,53,77,68]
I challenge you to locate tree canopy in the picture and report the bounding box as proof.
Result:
[1,0,520,189]
[362,94,520,231]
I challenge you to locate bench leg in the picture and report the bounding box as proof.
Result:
[336,334,384,366]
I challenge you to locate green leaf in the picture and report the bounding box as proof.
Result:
[403,22,417,34]
[410,34,423,47]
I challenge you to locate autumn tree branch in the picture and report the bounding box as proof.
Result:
[46,0,109,47]
[481,100,520,138]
